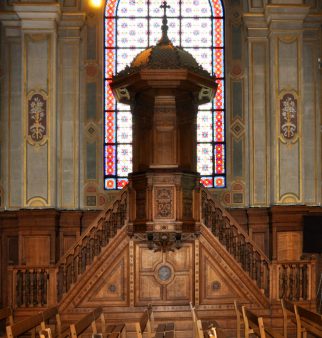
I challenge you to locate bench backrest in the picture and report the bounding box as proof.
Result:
[70,307,104,338]
[135,308,153,338]
[233,300,243,338]
[295,304,322,338]
[6,312,43,338]
[242,306,283,338]
[0,308,14,326]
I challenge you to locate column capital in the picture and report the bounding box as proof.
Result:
[58,12,86,38]
[0,11,21,37]
[264,4,310,31]
[13,3,61,30]
[243,13,268,38]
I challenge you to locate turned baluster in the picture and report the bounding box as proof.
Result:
[302,264,308,300]
[16,270,23,307]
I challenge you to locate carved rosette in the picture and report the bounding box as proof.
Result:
[279,93,298,142]
[27,91,48,145]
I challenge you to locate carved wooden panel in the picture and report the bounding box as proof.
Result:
[135,242,193,306]
[89,252,128,304]
[199,246,240,305]
[21,235,50,266]
[277,231,302,260]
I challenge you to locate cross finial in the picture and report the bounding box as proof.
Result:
[158,1,171,45]
[160,1,170,17]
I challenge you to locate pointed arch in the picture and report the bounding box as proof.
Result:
[104,0,226,189]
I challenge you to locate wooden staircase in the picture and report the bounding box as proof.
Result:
[6,187,317,337]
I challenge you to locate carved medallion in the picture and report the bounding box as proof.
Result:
[280,93,297,141]
[158,265,172,281]
[27,92,47,144]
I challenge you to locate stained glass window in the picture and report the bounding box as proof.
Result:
[104,0,225,189]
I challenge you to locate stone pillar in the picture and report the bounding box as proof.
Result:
[13,3,61,208]
[57,12,85,208]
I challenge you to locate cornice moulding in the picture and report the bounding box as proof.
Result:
[58,12,86,28]
[264,4,310,22]
[13,3,61,22]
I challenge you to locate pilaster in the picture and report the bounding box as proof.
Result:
[0,12,22,209]
[57,12,85,208]
[244,12,270,207]
[265,4,309,205]
[13,3,61,208]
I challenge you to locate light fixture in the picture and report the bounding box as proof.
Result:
[89,0,103,8]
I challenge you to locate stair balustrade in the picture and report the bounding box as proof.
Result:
[270,260,316,301]
[201,188,270,297]
[57,189,128,301]
[7,266,56,307]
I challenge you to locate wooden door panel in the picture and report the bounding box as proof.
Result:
[135,242,193,305]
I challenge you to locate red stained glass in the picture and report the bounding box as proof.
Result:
[214,48,224,78]
[214,111,224,142]
[105,178,116,189]
[105,112,115,143]
[214,176,225,188]
[105,81,115,111]
[105,0,117,17]
[105,145,116,175]
[214,144,225,174]
[215,80,224,109]
[213,19,223,47]
[212,0,223,17]
[201,177,213,187]
[117,179,128,189]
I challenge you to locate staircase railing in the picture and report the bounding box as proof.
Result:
[270,259,316,301]
[7,266,57,307]
[56,189,128,301]
[200,188,270,297]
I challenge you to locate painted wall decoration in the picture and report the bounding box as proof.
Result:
[280,93,297,141]
[27,92,47,144]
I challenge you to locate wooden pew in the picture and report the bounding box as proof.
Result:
[70,307,125,338]
[281,298,305,338]
[5,306,68,338]
[135,307,154,338]
[295,304,322,338]
[40,307,69,338]
[0,308,14,328]
[233,300,242,338]
[6,311,43,338]
[155,322,175,338]
[190,302,226,338]
[241,306,283,338]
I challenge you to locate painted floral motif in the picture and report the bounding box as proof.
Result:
[28,93,47,142]
[280,93,297,140]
